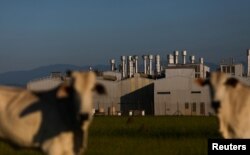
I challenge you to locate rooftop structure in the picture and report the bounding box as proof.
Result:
[219,58,243,77]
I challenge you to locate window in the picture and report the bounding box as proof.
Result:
[196,66,200,72]
[195,74,200,78]
[227,66,230,73]
[231,66,235,74]
[222,66,226,73]
[191,91,201,94]
[200,102,205,115]
[192,102,196,112]
[157,92,171,94]
[185,102,189,109]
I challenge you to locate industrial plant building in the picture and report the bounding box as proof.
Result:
[93,50,212,116]
[27,49,250,116]
[219,58,243,77]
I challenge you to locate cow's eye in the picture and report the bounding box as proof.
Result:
[93,83,106,95]
[224,78,238,87]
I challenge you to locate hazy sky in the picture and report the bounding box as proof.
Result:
[0,0,250,73]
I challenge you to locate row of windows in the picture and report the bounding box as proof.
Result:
[222,66,235,74]
[185,102,205,114]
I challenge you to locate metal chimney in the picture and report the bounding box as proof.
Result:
[167,54,174,64]
[121,56,126,78]
[199,57,204,64]
[182,50,187,64]
[149,54,153,75]
[133,55,138,74]
[155,54,161,75]
[190,55,195,64]
[247,49,250,76]
[110,59,115,71]
[89,66,93,71]
[127,56,133,78]
[142,55,148,74]
[174,51,179,64]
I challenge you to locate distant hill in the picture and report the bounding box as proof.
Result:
[0,64,109,87]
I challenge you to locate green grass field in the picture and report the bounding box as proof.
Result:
[0,116,221,155]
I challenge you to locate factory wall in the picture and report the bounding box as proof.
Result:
[235,64,243,76]
[94,73,154,115]
[93,79,120,115]
[154,76,212,116]
[120,83,154,115]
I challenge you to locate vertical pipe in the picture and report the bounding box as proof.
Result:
[190,55,195,64]
[142,55,148,74]
[199,57,204,64]
[134,55,138,74]
[127,56,133,78]
[110,59,115,71]
[155,54,161,75]
[149,54,153,75]
[121,56,126,78]
[174,51,179,64]
[182,50,187,64]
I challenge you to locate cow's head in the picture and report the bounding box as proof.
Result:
[58,71,106,120]
[197,72,239,113]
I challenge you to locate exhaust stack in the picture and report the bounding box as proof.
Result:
[199,57,204,64]
[182,50,187,64]
[149,54,153,75]
[155,54,161,75]
[190,55,195,64]
[174,51,179,64]
[127,56,133,78]
[121,56,126,78]
[110,59,115,71]
[133,55,139,74]
[167,54,174,65]
[142,55,148,74]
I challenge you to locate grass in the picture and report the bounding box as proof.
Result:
[0,116,221,155]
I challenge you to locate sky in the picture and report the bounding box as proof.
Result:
[0,0,250,73]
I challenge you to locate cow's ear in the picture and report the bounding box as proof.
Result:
[57,85,70,98]
[224,78,238,87]
[93,83,106,95]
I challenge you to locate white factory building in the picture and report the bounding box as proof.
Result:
[154,68,211,116]
[219,58,243,77]
[27,49,250,116]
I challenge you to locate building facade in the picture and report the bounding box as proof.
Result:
[94,73,154,115]
[154,68,211,116]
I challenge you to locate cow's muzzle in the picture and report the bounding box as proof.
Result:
[79,113,90,122]
[212,101,220,114]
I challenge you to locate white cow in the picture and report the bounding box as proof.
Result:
[0,71,106,155]
[197,72,250,138]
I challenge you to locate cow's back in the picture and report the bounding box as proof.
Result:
[0,86,41,147]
